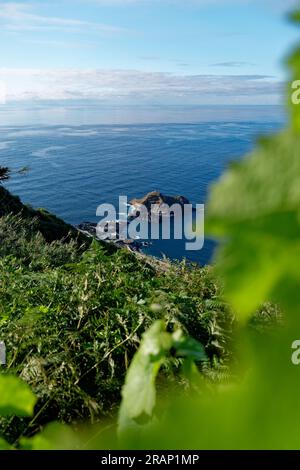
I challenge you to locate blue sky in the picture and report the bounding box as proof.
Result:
[0,0,298,106]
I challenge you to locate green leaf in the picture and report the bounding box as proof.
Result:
[0,438,12,450]
[118,321,207,435]
[287,8,300,132]
[20,423,78,450]
[118,321,172,432]
[207,133,300,319]
[0,375,37,417]
[172,331,207,362]
[289,10,300,24]
[182,358,203,385]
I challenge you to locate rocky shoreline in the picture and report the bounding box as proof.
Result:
[77,221,150,252]
[77,191,192,253]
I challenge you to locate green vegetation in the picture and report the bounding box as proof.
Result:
[112,6,300,450]
[0,5,299,451]
[0,190,235,446]
[0,185,88,244]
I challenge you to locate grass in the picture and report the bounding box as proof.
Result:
[0,187,274,443]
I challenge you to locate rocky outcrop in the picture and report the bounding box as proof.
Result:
[129,191,190,220]
[78,191,192,251]
[78,221,151,252]
[130,191,190,210]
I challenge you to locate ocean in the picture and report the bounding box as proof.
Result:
[0,118,283,265]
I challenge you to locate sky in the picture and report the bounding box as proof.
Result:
[0,0,299,116]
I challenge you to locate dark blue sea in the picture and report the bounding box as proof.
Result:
[0,120,283,265]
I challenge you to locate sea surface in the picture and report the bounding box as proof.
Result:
[0,120,283,265]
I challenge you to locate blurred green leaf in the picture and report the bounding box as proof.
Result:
[0,438,12,450]
[289,9,300,24]
[20,423,78,450]
[119,321,172,431]
[0,375,36,417]
[287,10,300,132]
[173,331,207,362]
[119,321,207,435]
[207,133,300,318]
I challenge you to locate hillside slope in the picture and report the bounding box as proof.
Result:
[0,187,233,442]
[0,185,88,245]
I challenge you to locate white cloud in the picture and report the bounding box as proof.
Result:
[211,61,256,67]
[0,2,127,34]
[0,68,283,105]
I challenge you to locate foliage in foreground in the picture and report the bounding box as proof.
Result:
[0,210,233,445]
[113,6,300,449]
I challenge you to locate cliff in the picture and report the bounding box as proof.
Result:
[0,185,88,245]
